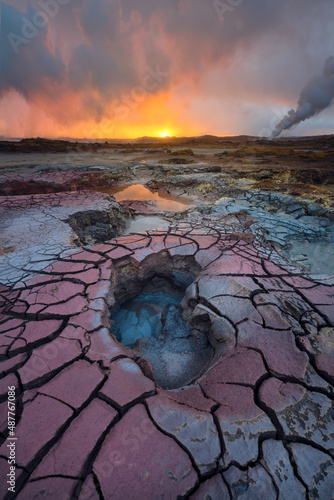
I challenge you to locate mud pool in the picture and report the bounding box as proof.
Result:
[110,289,214,390]
[110,291,184,348]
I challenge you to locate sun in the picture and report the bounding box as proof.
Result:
[159,130,171,138]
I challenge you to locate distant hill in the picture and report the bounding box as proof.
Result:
[0,134,333,153]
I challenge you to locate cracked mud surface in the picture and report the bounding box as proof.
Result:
[0,149,333,499]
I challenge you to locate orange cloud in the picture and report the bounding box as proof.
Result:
[1,0,334,139]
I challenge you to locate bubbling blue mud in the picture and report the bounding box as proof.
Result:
[110,291,184,349]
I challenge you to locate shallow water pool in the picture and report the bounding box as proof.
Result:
[124,215,170,234]
[98,184,190,212]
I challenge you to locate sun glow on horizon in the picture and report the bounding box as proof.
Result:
[159,130,172,138]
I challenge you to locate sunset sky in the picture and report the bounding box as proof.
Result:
[1,0,333,139]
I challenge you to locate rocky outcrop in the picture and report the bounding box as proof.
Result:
[66,207,128,246]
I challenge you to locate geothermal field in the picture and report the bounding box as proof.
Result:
[1,0,334,498]
[0,135,333,499]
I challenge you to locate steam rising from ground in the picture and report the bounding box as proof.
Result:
[270,56,334,139]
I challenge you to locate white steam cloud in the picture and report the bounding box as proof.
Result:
[270,56,334,139]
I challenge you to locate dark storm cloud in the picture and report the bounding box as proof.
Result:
[67,0,172,96]
[0,0,311,97]
[0,2,66,98]
[0,0,333,135]
[65,0,329,98]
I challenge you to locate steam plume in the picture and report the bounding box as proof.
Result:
[270,56,334,139]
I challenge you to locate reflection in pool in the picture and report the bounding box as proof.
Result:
[125,216,170,234]
[99,184,190,212]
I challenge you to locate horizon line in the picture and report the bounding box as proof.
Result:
[1,133,333,142]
